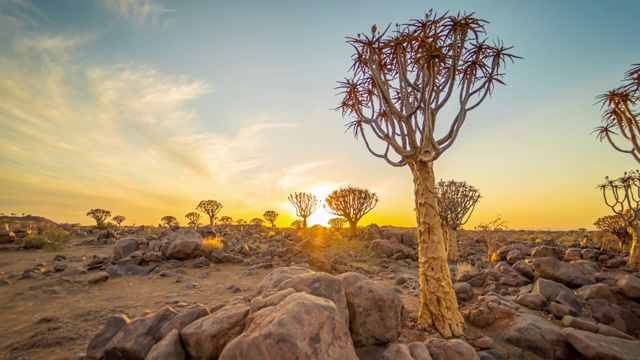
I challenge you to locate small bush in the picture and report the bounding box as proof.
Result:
[324,232,376,268]
[201,236,223,253]
[455,262,474,279]
[23,228,69,250]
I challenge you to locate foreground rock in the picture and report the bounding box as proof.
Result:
[562,327,640,360]
[532,257,596,288]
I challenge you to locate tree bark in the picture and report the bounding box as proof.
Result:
[349,220,358,238]
[411,160,465,337]
[448,226,459,261]
[628,224,640,268]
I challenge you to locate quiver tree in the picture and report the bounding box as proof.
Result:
[112,215,126,229]
[595,64,640,162]
[219,216,233,226]
[328,217,346,232]
[288,192,319,237]
[598,171,640,267]
[185,212,201,230]
[594,213,633,251]
[336,10,518,337]
[324,186,378,237]
[196,200,223,229]
[263,210,279,228]
[86,209,111,227]
[250,218,264,227]
[161,215,179,227]
[291,220,303,230]
[436,179,481,260]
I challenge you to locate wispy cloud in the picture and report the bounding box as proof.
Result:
[101,0,175,29]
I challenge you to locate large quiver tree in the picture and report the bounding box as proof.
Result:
[598,171,640,267]
[336,10,518,337]
[595,64,640,162]
[594,213,633,251]
[436,179,481,260]
[324,186,378,237]
[196,200,223,230]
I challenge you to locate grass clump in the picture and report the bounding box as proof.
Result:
[323,231,377,269]
[23,228,70,251]
[201,235,224,253]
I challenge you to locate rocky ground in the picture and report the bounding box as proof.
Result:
[0,225,639,359]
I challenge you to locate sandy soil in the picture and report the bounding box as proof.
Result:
[0,237,429,360]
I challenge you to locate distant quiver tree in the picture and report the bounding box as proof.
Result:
[161,215,178,227]
[336,10,519,336]
[328,217,346,232]
[324,186,378,237]
[595,64,640,162]
[87,209,111,227]
[250,218,264,226]
[594,213,633,251]
[196,200,223,229]
[436,179,481,260]
[112,215,126,229]
[185,212,201,230]
[263,210,279,228]
[598,171,640,267]
[288,192,319,237]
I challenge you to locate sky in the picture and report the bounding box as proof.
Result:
[1,0,639,230]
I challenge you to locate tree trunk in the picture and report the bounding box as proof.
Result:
[349,220,358,238]
[302,217,308,239]
[448,226,459,261]
[209,217,214,230]
[411,160,465,337]
[628,224,640,268]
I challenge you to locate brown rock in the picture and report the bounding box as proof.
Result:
[532,245,564,260]
[381,343,413,360]
[532,257,596,288]
[336,272,368,291]
[180,297,249,360]
[112,236,140,261]
[88,272,109,285]
[515,292,547,311]
[561,327,640,360]
[86,314,130,360]
[219,292,357,360]
[408,342,433,360]
[617,275,640,300]
[345,280,407,346]
[256,266,313,294]
[158,304,210,339]
[145,329,185,360]
[425,338,480,360]
[163,229,204,261]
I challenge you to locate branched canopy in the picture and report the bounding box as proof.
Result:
[86,209,111,226]
[594,214,633,246]
[288,192,319,220]
[161,215,178,227]
[112,215,126,227]
[250,218,264,226]
[196,200,223,226]
[336,11,519,166]
[595,64,640,162]
[185,212,201,228]
[328,217,346,230]
[219,216,233,225]
[597,170,640,224]
[436,179,481,229]
[263,210,279,227]
[324,186,378,227]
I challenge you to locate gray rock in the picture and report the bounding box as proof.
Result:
[425,338,480,360]
[145,329,185,360]
[159,304,210,339]
[112,236,140,261]
[533,257,596,288]
[561,327,640,360]
[256,266,314,294]
[617,275,640,300]
[86,314,130,360]
[381,343,413,360]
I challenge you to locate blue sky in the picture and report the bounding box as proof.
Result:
[1,0,639,229]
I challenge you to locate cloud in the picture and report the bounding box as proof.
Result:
[101,0,175,29]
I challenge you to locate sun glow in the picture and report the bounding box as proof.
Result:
[304,183,341,226]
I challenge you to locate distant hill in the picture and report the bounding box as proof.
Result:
[0,215,58,227]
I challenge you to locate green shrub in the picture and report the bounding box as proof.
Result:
[23,228,70,250]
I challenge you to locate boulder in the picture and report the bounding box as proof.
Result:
[617,275,640,300]
[159,304,210,339]
[369,239,393,257]
[381,343,413,360]
[506,249,524,264]
[345,280,407,346]
[219,292,358,360]
[336,272,368,291]
[256,266,314,294]
[86,314,129,360]
[532,278,582,312]
[531,245,565,260]
[490,244,529,263]
[454,282,474,302]
[512,260,534,280]
[564,248,582,262]
[561,328,640,360]
[425,338,479,360]
[180,297,249,360]
[104,307,177,360]
[588,299,640,337]
[163,229,204,260]
[112,236,140,261]
[515,292,547,311]
[276,272,349,324]
[0,229,16,244]
[145,329,186,360]
[562,315,636,340]
[401,230,417,248]
[576,283,617,304]
[532,257,596,288]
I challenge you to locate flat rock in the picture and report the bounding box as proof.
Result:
[561,327,640,360]
[533,257,596,288]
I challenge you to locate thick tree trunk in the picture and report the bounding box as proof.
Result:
[302,217,308,238]
[411,160,465,337]
[628,224,640,268]
[209,217,214,230]
[349,220,358,238]
[448,226,459,261]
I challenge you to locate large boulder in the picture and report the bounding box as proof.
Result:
[531,245,565,260]
[532,278,582,312]
[588,299,640,337]
[617,275,640,300]
[86,315,130,360]
[369,239,393,258]
[180,297,249,360]
[145,329,186,360]
[0,229,16,244]
[490,244,529,263]
[561,328,640,360]
[276,272,349,325]
[256,267,314,294]
[532,257,596,288]
[345,280,408,346]
[103,307,177,360]
[219,292,358,360]
[112,236,140,261]
[425,338,479,360]
[162,229,204,260]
